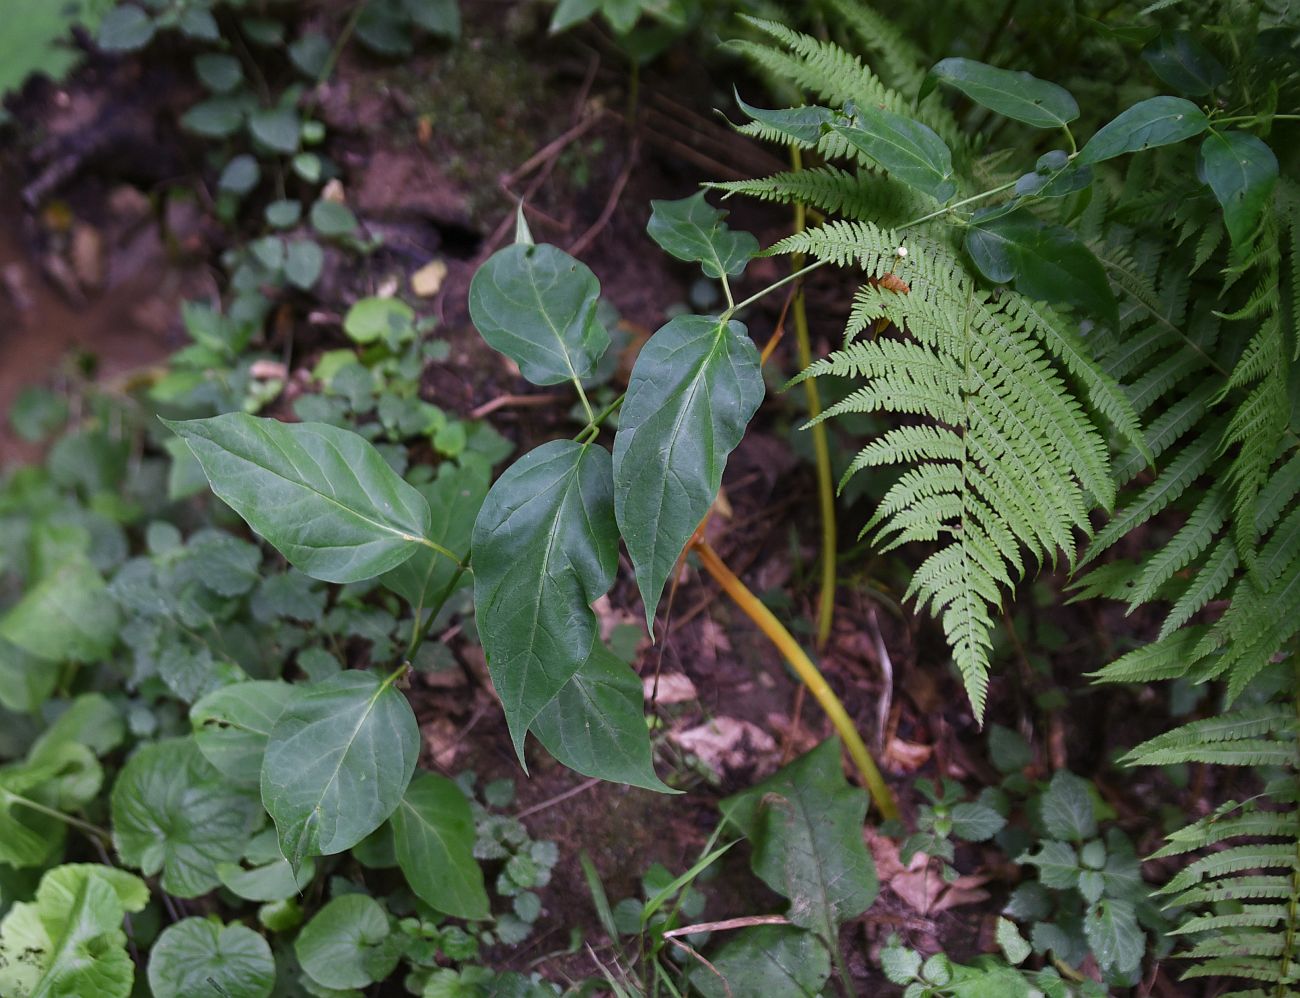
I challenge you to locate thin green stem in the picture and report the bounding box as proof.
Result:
[573,377,596,425]
[1213,113,1300,126]
[720,272,736,311]
[577,394,625,443]
[1063,124,1077,155]
[2,790,111,844]
[405,564,469,662]
[725,258,829,317]
[316,1,365,87]
[897,178,1020,231]
[416,536,468,569]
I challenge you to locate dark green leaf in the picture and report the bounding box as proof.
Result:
[381,461,487,612]
[284,240,324,290]
[294,893,401,990]
[733,91,833,145]
[690,924,830,998]
[532,642,672,792]
[111,738,259,897]
[1077,96,1208,165]
[405,0,460,39]
[219,155,261,196]
[391,773,489,920]
[1018,840,1079,890]
[165,413,431,584]
[472,440,619,755]
[192,680,294,787]
[1200,130,1278,248]
[289,32,331,79]
[926,58,1078,128]
[721,739,877,940]
[1142,32,1227,96]
[965,209,1116,327]
[249,107,300,154]
[182,97,246,138]
[468,243,610,386]
[8,386,68,442]
[98,6,155,51]
[178,8,219,41]
[265,199,302,228]
[1084,898,1143,974]
[148,918,275,998]
[830,105,956,201]
[550,0,600,32]
[613,315,763,627]
[1039,771,1097,842]
[950,802,1006,841]
[194,53,243,94]
[646,192,759,279]
[260,671,419,870]
[310,199,359,237]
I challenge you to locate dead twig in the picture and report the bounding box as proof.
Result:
[663,914,790,940]
[567,136,641,257]
[515,777,602,820]
[469,392,565,419]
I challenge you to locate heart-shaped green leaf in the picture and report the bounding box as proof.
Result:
[469,243,609,386]
[926,58,1079,128]
[148,918,275,998]
[261,671,419,871]
[111,738,260,897]
[532,642,673,792]
[472,440,619,756]
[613,315,763,627]
[192,680,294,787]
[689,924,830,998]
[965,209,1117,328]
[295,893,401,991]
[829,105,956,202]
[1077,96,1208,164]
[165,414,431,584]
[646,192,760,279]
[391,773,489,920]
[1200,131,1278,248]
[721,739,877,942]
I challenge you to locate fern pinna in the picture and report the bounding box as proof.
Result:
[723,0,1299,989]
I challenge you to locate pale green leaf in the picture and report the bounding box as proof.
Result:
[1077,96,1208,164]
[926,58,1078,128]
[295,894,401,991]
[148,918,275,998]
[192,681,295,787]
[690,924,830,998]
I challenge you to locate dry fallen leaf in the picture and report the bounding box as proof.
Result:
[645,673,697,705]
[411,258,448,297]
[671,717,777,776]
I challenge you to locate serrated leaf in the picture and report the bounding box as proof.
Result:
[468,243,609,386]
[1141,32,1227,96]
[1039,771,1097,842]
[881,943,922,984]
[965,209,1117,327]
[690,924,830,998]
[165,414,431,584]
[382,461,487,612]
[1077,96,1208,165]
[472,440,619,756]
[531,641,672,792]
[1018,840,1079,889]
[996,916,1032,965]
[295,894,401,991]
[950,801,1006,841]
[829,105,956,202]
[192,680,294,787]
[391,773,489,920]
[1199,131,1278,248]
[111,738,259,897]
[261,671,419,871]
[646,192,759,279]
[1083,898,1143,974]
[613,315,763,627]
[148,918,275,998]
[721,739,877,941]
[926,58,1078,128]
[0,864,147,998]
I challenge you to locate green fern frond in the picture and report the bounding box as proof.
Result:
[706,166,931,225]
[1086,627,1210,684]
